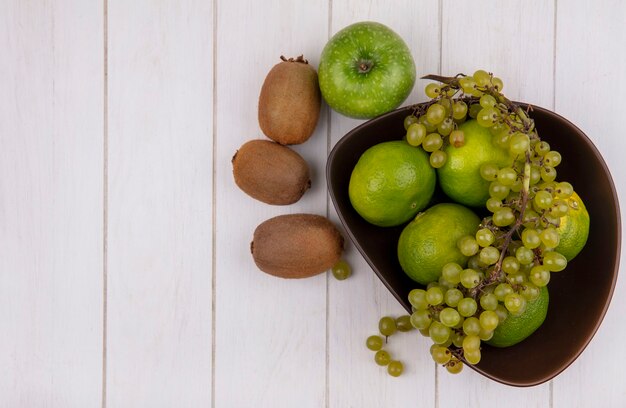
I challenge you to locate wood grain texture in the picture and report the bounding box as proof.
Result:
[327,2,439,407]
[552,1,626,406]
[438,1,553,405]
[214,0,329,406]
[106,1,213,405]
[0,1,104,406]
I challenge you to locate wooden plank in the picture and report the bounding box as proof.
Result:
[437,1,554,405]
[552,1,626,406]
[213,0,329,406]
[327,1,439,407]
[0,1,104,406]
[106,1,213,405]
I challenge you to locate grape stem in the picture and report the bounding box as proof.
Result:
[470,148,532,296]
[422,73,536,298]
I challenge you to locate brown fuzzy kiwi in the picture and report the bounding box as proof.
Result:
[258,55,321,145]
[232,139,311,205]
[251,214,344,278]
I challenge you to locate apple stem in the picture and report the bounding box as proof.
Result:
[357,60,373,74]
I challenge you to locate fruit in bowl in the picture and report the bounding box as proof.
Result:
[327,71,620,386]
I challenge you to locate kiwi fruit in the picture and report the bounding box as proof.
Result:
[232,139,310,205]
[251,214,343,278]
[258,55,321,145]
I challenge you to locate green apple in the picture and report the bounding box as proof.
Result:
[318,21,416,119]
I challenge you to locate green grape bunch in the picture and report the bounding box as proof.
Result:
[385,70,577,375]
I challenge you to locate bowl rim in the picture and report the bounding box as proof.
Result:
[326,102,622,387]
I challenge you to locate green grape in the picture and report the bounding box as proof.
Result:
[479,310,499,331]
[504,293,526,314]
[479,94,497,108]
[408,289,428,310]
[462,334,481,352]
[418,116,437,133]
[491,77,504,91]
[451,330,465,348]
[476,228,496,247]
[478,326,494,341]
[523,209,539,227]
[493,207,515,227]
[548,199,570,218]
[396,315,414,332]
[438,118,454,136]
[530,265,551,287]
[516,246,535,265]
[497,167,518,186]
[486,198,503,213]
[555,182,574,199]
[508,272,527,285]
[521,228,541,249]
[502,256,520,274]
[477,107,499,127]
[426,286,444,305]
[534,141,550,156]
[442,263,463,284]
[544,151,562,167]
[431,345,452,364]
[375,350,391,366]
[489,181,510,200]
[440,337,453,348]
[387,360,403,377]
[429,150,447,168]
[331,260,351,280]
[404,115,418,130]
[379,316,397,337]
[439,275,456,290]
[458,236,479,257]
[540,166,557,182]
[458,297,478,317]
[425,83,442,98]
[426,104,446,125]
[469,103,482,118]
[510,178,523,193]
[473,69,491,86]
[494,304,509,322]
[423,133,443,152]
[543,251,568,272]
[464,349,481,365]
[521,283,540,300]
[459,77,477,93]
[534,190,553,210]
[446,359,464,374]
[449,129,465,148]
[452,100,468,120]
[529,165,541,185]
[406,123,427,146]
[509,133,530,155]
[366,335,384,351]
[493,130,511,149]
[479,293,498,311]
[480,163,499,181]
[467,255,485,271]
[439,308,461,328]
[439,98,452,113]
[429,321,451,344]
[410,310,432,330]
[463,317,481,336]
[479,246,500,265]
[494,283,514,301]
[460,269,480,289]
[444,288,464,307]
[540,227,560,248]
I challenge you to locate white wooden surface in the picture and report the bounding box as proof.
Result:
[1,0,625,407]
